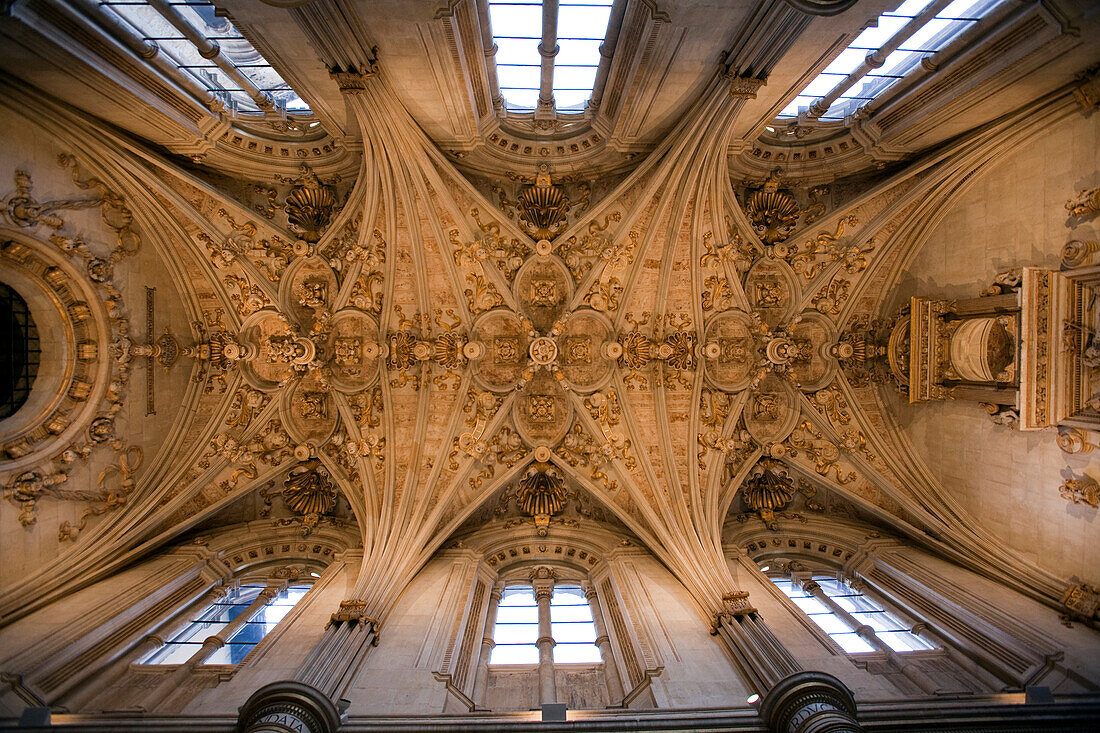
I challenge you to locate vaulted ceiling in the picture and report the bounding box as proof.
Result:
[0,0,1097,627]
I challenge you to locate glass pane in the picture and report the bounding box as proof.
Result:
[169,620,227,643]
[500,587,537,606]
[551,604,593,623]
[879,631,936,652]
[501,88,539,109]
[554,643,603,664]
[808,613,855,635]
[820,48,867,77]
[495,37,540,66]
[228,621,270,644]
[143,642,201,665]
[791,596,830,615]
[830,632,876,654]
[833,593,884,614]
[938,0,988,19]
[496,605,538,624]
[852,611,899,632]
[490,644,539,665]
[557,4,612,40]
[848,15,909,49]
[802,74,842,98]
[554,65,598,92]
[494,623,538,644]
[497,64,541,89]
[551,586,586,604]
[205,642,256,665]
[810,577,847,595]
[489,3,544,37]
[552,621,597,643]
[555,90,589,110]
[556,39,602,67]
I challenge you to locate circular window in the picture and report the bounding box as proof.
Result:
[0,282,40,420]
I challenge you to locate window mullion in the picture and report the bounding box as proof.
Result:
[538,0,559,113]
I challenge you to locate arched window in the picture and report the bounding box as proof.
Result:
[0,282,39,420]
[140,582,311,665]
[768,570,934,655]
[778,0,1006,122]
[489,583,601,665]
[487,0,615,112]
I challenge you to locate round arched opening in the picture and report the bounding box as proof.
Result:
[0,282,40,420]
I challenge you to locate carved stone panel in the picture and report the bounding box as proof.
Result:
[512,373,573,447]
[703,309,757,392]
[744,376,798,446]
[513,255,574,332]
[473,310,530,392]
[556,309,613,393]
[745,259,798,329]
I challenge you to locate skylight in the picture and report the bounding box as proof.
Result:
[778,0,1005,122]
[101,0,309,115]
[488,0,614,113]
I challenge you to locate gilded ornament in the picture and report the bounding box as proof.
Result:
[282,460,338,516]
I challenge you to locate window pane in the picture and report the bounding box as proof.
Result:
[833,592,883,613]
[808,613,855,635]
[554,65,598,92]
[791,596,831,615]
[820,48,867,77]
[490,644,539,665]
[879,631,936,652]
[556,39,602,67]
[494,623,539,644]
[488,3,543,37]
[169,620,227,643]
[552,621,596,643]
[849,15,909,49]
[551,586,586,604]
[497,604,538,624]
[144,642,202,665]
[500,587,537,606]
[205,642,256,665]
[892,0,936,16]
[495,37,541,66]
[830,632,876,654]
[551,604,593,623]
[554,643,603,664]
[497,64,541,89]
[501,88,539,109]
[557,5,612,39]
[851,611,900,632]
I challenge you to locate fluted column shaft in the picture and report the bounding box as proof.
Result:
[472,584,503,707]
[584,583,624,703]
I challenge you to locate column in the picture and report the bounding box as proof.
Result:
[148,583,282,709]
[295,599,378,698]
[759,671,862,733]
[536,0,559,115]
[530,567,557,705]
[583,583,624,704]
[712,591,802,693]
[471,584,502,707]
[801,580,939,695]
[63,584,229,711]
[237,681,341,733]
